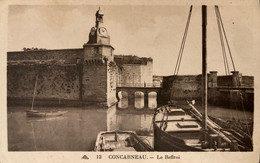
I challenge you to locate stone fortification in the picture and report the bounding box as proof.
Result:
[7,8,118,107]
[159,71,254,110]
[114,55,153,86]
[7,9,153,107]
[8,49,83,63]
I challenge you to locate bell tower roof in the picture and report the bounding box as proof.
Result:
[95,7,104,28]
[86,7,110,45]
[95,7,104,17]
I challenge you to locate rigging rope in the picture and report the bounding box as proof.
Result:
[215,6,252,143]
[174,6,193,75]
[215,6,230,75]
[215,6,237,72]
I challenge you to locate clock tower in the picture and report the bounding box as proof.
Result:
[87,7,110,45]
[82,8,116,107]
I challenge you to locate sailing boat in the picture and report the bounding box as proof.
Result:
[26,75,68,117]
[153,6,252,151]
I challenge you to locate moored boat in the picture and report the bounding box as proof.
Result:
[26,75,67,117]
[94,131,153,151]
[153,103,249,151]
[26,110,68,117]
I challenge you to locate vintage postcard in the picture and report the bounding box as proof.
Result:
[0,0,259,162]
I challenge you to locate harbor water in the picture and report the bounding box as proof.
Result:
[8,96,253,151]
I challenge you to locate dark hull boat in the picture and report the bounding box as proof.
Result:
[94,131,153,151]
[26,110,68,117]
[153,102,254,151]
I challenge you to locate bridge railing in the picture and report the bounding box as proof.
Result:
[117,83,162,88]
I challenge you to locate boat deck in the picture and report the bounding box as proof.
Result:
[94,131,153,151]
[154,106,202,147]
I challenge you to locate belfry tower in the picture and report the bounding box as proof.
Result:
[87,7,110,45]
[82,8,117,106]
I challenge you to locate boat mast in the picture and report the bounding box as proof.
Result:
[202,5,207,130]
[31,75,38,110]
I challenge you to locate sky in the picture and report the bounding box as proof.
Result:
[8,5,260,76]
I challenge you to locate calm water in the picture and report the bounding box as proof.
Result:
[8,96,253,151]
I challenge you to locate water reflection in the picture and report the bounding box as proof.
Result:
[117,91,128,109]
[107,105,154,147]
[193,104,253,121]
[8,106,107,151]
[135,91,144,109]
[8,100,253,151]
[148,92,157,109]
[118,93,157,109]
[26,116,67,122]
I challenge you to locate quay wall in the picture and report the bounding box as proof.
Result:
[159,75,202,103]
[160,73,254,110]
[241,76,254,87]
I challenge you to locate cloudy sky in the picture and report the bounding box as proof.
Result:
[8,4,259,76]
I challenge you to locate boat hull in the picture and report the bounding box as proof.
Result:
[26,110,68,117]
[153,120,203,151]
[153,104,252,151]
[94,131,153,151]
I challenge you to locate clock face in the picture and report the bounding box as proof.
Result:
[90,27,96,35]
[99,27,108,37]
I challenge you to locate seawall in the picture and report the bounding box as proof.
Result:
[159,72,254,111]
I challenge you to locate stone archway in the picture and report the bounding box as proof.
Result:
[148,91,157,109]
[134,91,144,109]
[117,91,128,109]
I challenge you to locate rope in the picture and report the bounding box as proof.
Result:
[174,6,193,75]
[215,6,236,72]
[215,6,230,75]
[216,6,252,144]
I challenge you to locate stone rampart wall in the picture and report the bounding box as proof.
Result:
[242,76,254,87]
[7,64,80,100]
[8,49,84,63]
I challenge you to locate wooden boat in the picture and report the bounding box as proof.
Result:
[153,102,252,151]
[94,131,153,151]
[26,75,67,117]
[26,110,68,117]
[153,6,252,151]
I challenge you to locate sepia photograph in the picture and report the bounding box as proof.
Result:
[1,0,259,162]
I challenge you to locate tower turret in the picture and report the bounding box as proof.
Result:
[87,7,110,45]
[82,8,116,107]
[95,7,104,28]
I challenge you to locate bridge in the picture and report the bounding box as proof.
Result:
[116,83,162,110]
